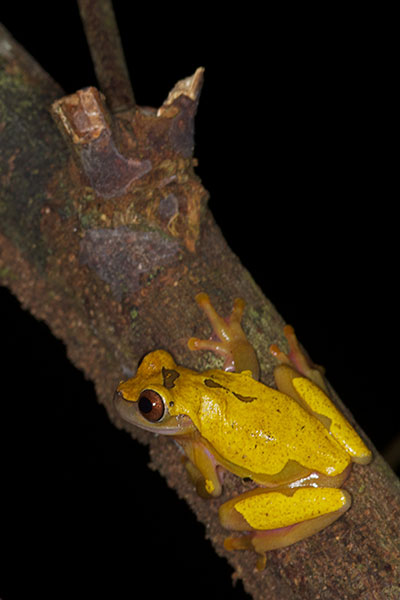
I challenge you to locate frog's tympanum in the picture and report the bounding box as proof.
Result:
[115,293,371,569]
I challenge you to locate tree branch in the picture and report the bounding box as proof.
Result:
[77,0,135,113]
[1,21,399,600]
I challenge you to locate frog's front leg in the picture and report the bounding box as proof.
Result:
[219,484,351,570]
[188,293,260,379]
[178,435,222,498]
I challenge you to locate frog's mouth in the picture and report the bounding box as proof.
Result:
[114,391,195,436]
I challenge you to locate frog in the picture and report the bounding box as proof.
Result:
[114,292,372,569]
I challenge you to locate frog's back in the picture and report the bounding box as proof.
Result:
[196,369,350,480]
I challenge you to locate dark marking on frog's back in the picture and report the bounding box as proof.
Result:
[162,367,180,389]
[204,378,224,388]
[204,378,256,402]
[232,392,256,403]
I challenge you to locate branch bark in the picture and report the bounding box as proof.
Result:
[1,22,399,600]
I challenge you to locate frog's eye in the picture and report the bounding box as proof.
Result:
[138,389,165,422]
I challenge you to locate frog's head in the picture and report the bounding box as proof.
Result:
[114,350,196,436]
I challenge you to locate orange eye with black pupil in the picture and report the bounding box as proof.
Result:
[138,390,165,422]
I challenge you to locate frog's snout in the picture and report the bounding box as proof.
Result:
[114,389,132,417]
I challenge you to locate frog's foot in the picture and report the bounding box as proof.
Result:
[270,324,327,391]
[224,534,268,571]
[219,486,351,569]
[188,293,259,379]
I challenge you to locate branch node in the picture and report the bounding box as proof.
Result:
[51,87,151,198]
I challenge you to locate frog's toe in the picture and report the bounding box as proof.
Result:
[188,337,224,354]
[270,325,327,390]
[224,534,267,570]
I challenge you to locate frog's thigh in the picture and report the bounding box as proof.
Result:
[274,365,371,464]
[219,486,351,554]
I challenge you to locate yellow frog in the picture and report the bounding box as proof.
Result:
[114,293,371,569]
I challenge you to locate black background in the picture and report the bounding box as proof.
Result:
[1,4,396,599]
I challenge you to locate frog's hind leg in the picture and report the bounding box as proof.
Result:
[276,364,372,465]
[188,293,259,379]
[270,326,372,465]
[219,485,351,569]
